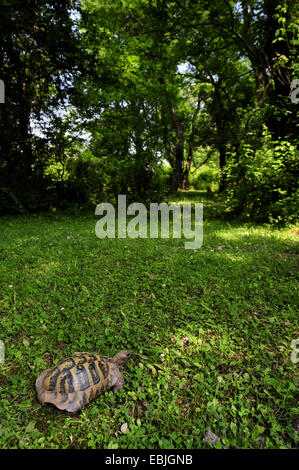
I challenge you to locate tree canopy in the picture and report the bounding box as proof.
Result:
[0,0,298,222]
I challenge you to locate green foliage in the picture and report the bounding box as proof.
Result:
[190,160,220,192]
[1,0,298,219]
[152,164,173,196]
[65,152,104,206]
[224,130,299,224]
[0,0,81,213]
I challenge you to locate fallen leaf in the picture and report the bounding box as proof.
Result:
[180,336,189,345]
[136,406,144,417]
[120,422,128,434]
[202,429,221,445]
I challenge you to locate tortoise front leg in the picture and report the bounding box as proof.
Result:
[113,371,125,391]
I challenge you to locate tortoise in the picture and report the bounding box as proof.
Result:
[35,350,132,413]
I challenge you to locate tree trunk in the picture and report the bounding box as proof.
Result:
[219,145,226,193]
[166,98,184,192]
[181,144,193,190]
[181,95,201,190]
[161,106,176,167]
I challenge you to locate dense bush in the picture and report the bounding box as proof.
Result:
[65,154,104,206]
[224,130,298,224]
[66,151,167,207]
[190,167,219,192]
[0,173,60,214]
[0,149,167,214]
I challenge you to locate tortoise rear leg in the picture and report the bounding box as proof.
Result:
[113,371,125,391]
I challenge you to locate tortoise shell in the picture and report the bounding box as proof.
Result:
[35,350,131,413]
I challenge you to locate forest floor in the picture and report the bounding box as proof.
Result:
[0,191,298,449]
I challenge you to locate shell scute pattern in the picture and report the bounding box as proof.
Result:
[36,350,132,413]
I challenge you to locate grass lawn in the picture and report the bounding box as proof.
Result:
[0,192,298,449]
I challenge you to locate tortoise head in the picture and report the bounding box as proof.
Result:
[112,350,132,366]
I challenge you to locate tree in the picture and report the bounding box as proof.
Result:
[0,0,81,211]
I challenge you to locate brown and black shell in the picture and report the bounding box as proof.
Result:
[35,352,118,413]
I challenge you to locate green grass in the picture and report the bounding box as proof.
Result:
[0,191,298,449]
